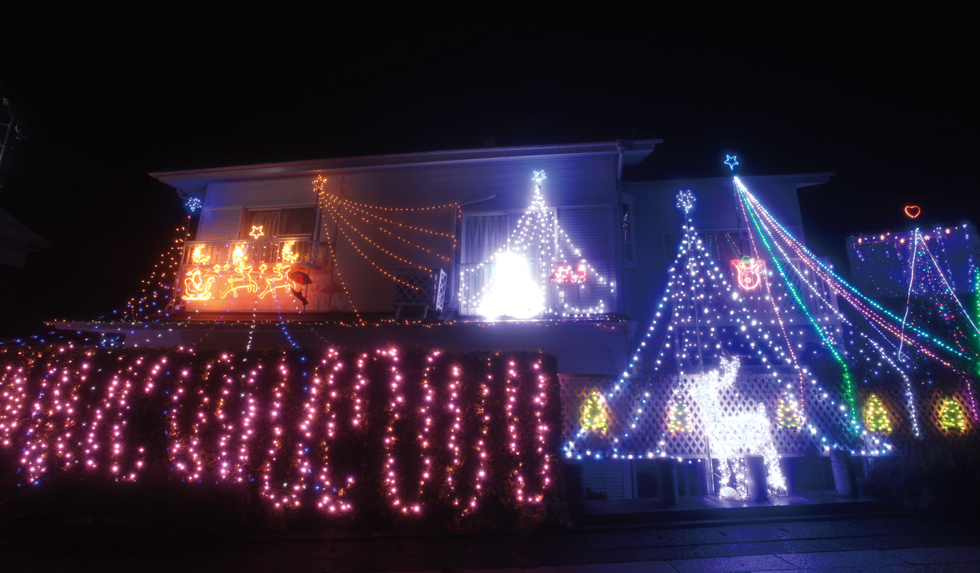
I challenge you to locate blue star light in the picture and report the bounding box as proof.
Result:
[185,196,202,213]
[724,155,739,171]
[532,170,547,185]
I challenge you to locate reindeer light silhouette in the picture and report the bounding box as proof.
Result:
[686,356,787,498]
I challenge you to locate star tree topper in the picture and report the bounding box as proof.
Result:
[724,155,739,171]
[675,189,697,214]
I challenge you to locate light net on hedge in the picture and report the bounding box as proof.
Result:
[0,345,562,525]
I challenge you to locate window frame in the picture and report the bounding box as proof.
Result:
[238,205,318,240]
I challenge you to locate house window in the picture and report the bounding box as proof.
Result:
[621,196,636,267]
[239,207,316,239]
[279,207,317,236]
[241,209,280,239]
[459,205,615,317]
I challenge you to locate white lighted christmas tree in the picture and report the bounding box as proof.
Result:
[463,171,616,319]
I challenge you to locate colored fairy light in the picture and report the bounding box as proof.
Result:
[724,155,739,171]
[0,346,558,521]
[863,394,892,434]
[185,196,202,213]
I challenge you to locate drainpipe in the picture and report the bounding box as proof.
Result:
[615,140,631,356]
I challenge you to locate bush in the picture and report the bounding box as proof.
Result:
[863,437,980,516]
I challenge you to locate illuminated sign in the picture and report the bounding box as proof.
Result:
[905,205,921,219]
[183,269,215,300]
[281,241,299,263]
[550,264,587,284]
[731,256,765,290]
[191,245,210,264]
[249,225,265,239]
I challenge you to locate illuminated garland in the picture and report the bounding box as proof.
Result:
[121,220,189,320]
[0,345,560,525]
[939,397,967,432]
[735,179,859,424]
[863,394,892,434]
[739,182,972,365]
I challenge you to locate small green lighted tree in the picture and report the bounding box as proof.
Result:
[939,397,967,432]
[864,394,892,434]
[580,391,609,433]
[667,397,690,434]
[776,393,802,429]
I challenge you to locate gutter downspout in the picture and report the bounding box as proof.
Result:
[615,140,632,365]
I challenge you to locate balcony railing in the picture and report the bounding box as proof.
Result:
[182,238,329,269]
[458,259,617,318]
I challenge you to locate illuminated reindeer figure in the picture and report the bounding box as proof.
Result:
[686,356,786,498]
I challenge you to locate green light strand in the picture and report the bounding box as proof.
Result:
[975,268,980,375]
[736,178,971,363]
[736,183,860,426]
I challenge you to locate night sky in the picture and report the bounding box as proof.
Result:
[1,4,976,338]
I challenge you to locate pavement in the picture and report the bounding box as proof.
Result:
[1,514,978,572]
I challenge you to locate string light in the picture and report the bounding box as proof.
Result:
[0,345,558,520]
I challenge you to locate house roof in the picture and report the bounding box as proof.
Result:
[625,172,835,191]
[150,140,661,197]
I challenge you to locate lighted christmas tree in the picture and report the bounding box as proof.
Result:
[667,397,690,434]
[776,393,802,429]
[464,170,616,319]
[580,391,609,433]
[864,394,892,434]
[939,397,967,432]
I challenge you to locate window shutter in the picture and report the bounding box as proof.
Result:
[557,205,613,261]
[198,208,242,241]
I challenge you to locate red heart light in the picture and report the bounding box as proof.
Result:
[904,206,921,219]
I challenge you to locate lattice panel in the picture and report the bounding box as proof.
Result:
[391,268,446,311]
[557,370,943,457]
[856,376,980,446]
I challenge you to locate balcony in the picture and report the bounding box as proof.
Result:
[182,237,328,269]
[458,259,617,319]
